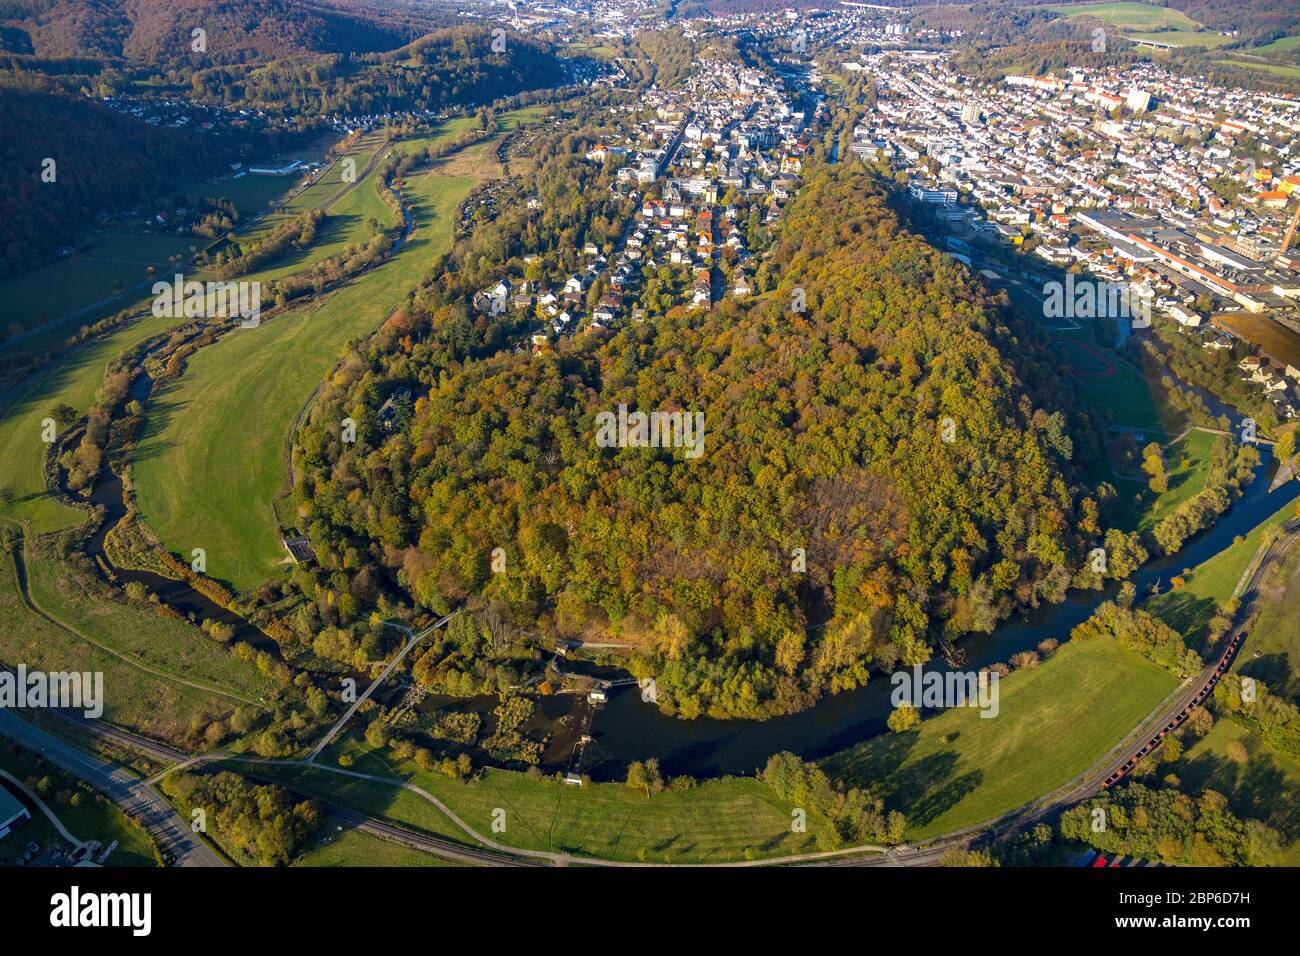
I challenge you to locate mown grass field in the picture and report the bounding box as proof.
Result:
[823,637,1180,840]
[0,538,237,742]
[1044,2,1202,31]
[0,741,159,866]
[1238,527,1300,702]
[293,825,461,867]
[237,747,831,864]
[133,168,475,589]
[1250,35,1300,63]
[132,117,535,592]
[0,141,395,533]
[0,308,189,534]
[1178,717,1300,865]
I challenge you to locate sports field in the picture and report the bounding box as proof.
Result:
[823,637,1179,840]
[1052,331,1176,438]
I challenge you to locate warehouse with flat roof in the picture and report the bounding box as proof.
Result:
[0,782,31,840]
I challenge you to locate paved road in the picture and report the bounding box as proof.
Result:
[0,709,224,867]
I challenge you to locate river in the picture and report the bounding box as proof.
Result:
[574,449,1298,781]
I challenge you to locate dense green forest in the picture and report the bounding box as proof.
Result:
[288,156,1107,720]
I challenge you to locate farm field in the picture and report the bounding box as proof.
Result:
[132,135,489,591]
[0,231,196,342]
[1249,35,1300,63]
[0,136,349,352]
[823,636,1180,840]
[0,741,159,867]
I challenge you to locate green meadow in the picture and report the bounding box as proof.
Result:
[131,134,491,591]
[0,534,238,742]
[236,748,831,864]
[1045,2,1202,31]
[824,637,1179,840]
[1147,491,1298,645]
[293,825,461,867]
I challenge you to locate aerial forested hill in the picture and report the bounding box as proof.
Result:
[0,0,428,62]
[293,160,1095,720]
[190,26,567,114]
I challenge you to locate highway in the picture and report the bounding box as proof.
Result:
[0,709,225,867]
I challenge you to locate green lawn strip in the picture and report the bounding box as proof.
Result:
[0,742,159,866]
[293,825,460,867]
[1177,717,1300,864]
[132,144,482,591]
[1147,491,1297,643]
[21,536,276,702]
[823,637,1180,841]
[237,740,825,864]
[0,543,237,742]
